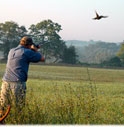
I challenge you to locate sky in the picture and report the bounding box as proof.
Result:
[0,0,124,42]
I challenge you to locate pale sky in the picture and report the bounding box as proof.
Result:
[0,0,124,42]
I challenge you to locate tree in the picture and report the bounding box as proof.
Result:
[117,43,124,64]
[0,21,27,59]
[29,19,67,63]
[0,20,78,64]
[101,56,122,67]
[62,46,78,64]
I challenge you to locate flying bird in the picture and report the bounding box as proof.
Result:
[93,11,108,20]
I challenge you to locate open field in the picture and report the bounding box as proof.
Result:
[0,63,124,124]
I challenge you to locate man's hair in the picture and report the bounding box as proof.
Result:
[20,36,34,46]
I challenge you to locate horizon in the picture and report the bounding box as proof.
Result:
[65,39,122,44]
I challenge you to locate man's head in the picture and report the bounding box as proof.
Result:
[20,36,34,46]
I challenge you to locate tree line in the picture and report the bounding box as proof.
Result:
[76,41,124,67]
[0,20,77,64]
[0,20,124,67]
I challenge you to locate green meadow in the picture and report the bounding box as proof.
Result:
[0,63,124,124]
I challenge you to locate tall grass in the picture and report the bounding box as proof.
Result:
[0,64,124,124]
[5,80,99,124]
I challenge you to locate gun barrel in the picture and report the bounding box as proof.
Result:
[33,41,49,48]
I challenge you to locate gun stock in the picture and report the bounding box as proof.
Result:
[0,105,11,123]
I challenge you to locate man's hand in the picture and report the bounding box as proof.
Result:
[30,45,39,51]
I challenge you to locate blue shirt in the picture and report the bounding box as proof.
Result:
[2,45,42,82]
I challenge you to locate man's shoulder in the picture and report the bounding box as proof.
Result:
[10,45,23,51]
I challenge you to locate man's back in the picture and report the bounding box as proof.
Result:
[3,45,41,82]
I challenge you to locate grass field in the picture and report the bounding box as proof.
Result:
[0,63,124,124]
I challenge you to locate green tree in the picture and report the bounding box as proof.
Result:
[29,19,67,63]
[62,46,78,64]
[117,43,124,64]
[0,21,27,59]
[101,56,121,67]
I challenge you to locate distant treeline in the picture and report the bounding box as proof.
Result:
[66,40,124,67]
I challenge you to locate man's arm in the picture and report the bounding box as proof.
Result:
[30,45,45,62]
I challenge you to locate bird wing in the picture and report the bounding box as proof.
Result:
[101,15,108,18]
[103,16,108,18]
[95,11,99,18]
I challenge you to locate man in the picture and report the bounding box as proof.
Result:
[0,36,45,115]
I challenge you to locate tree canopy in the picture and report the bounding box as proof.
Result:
[0,21,27,59]
[0,20,77,64]
[62,46,78,64]
[29,19,67,63]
